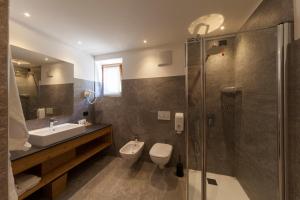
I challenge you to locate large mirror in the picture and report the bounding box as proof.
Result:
[11,46,74,120]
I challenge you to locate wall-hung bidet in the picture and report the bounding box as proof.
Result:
[150,143,173,169]
[119,140,144,165]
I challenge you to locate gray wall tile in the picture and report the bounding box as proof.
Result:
[94,76,186,167]
[234,27,279,200]
[205,37,236,176]
[26,78,95,130]
[241,0,293,31]
[39,83,74,116]
[0,0,8,199]
[288,39,300,200]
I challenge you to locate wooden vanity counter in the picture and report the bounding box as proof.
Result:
[11,124,113,200]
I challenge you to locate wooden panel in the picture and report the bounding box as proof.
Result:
[41,150,76,176]
[44,174,67,200]
[12,126,112,175]
[18,142,112,200]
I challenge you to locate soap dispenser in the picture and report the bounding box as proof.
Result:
[175,113,184,134]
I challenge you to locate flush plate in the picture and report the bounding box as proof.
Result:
[158,111,171,120]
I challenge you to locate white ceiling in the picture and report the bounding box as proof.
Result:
[11,45,63,67]
[10,0,262,56]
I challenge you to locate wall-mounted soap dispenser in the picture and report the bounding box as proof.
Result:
[175,113,184,134]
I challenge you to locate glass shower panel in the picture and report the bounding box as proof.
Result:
[186,38,205,200]
[205,27,280,200]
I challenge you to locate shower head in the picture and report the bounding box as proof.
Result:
[206,45,225,56]
[206,39,227,61]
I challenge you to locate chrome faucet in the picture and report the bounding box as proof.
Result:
[49,118,58,131]
[134,135,139,141]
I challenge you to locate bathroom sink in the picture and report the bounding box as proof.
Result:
[28,123,86,147]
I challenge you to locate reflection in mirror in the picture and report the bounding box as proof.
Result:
[11,45,74,120]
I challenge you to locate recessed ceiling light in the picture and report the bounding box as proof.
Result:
[143,40,148,44]
[77,41,83,45]
[220,26,225,30]
[24,12,31,18]
[45,57,49,61]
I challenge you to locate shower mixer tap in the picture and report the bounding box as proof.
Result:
[207,113,215,128]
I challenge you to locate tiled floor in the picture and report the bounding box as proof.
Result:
[57,156,186,200]
[188,169,249,200]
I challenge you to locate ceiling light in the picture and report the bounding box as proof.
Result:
[220,26,225,30]
[24,12,31,18]
[143,40,148,44]
[188,14,224,36]
[45,57,49,61]
[12,59,31,66]
[77,41,83,45]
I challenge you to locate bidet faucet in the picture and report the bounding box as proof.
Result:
[134,135,139,141]
[49,118,58,130]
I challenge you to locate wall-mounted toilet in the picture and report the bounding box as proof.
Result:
[120,140,144,165]
[150,143,173,169]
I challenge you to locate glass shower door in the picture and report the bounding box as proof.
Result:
[186,37,205,200]
[204,26,288,200]
[187,23,292,200]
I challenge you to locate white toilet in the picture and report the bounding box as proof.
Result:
[149,143,173,169]
[120,140,144,165]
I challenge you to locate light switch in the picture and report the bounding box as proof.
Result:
[158,111,171,120]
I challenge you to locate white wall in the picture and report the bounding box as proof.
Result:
[40,62,74,85]
[295,0,300,40]
[9,20,95,81]
[95,43,185,80]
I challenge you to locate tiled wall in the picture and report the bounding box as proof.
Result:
[39,83,74,116]
[94,76,186,166]
[187,38,238,177]
[0,0,8,199]
[288,39,300,200]
[241,0,293,31]
[205,38,236,176]
[234,27,279,200]
[26,78,94,130]
[15,66,41,120]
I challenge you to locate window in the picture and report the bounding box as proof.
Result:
[95,58,123,97]
[102,64,122,96]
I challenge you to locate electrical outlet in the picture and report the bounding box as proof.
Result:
[158,111,171,120]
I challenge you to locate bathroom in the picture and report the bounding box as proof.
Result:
[0,0,300,200]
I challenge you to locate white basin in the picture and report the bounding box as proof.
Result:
[29,123,86,147]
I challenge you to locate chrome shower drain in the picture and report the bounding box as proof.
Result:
[207,178,218,186]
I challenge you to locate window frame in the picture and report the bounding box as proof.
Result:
[101,63,123,97]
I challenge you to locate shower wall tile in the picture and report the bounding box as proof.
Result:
[94,76,186,167]
[234,27,279,200]
[288,39,300,200]
[0,0,8,199]
[205,38,236,176]
[26,78,95,130]
[241,0,293,31]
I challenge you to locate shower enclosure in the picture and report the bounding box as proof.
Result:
[186,23,292,200]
